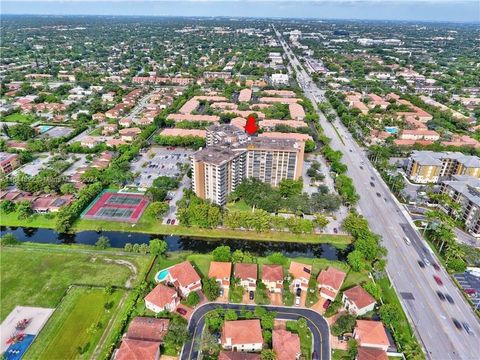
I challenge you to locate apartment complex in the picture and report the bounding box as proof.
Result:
[440,175,480,237]
[406,151,480,183]
[0,152,19,174]
[192,125,304,205]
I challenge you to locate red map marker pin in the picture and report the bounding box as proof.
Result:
[244,115,259,135]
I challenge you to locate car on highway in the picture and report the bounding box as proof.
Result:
[432,263,440,271]
[452,318,462,330]
[370,182,375,187]
[176,308,187,315]
[249,291,254,300]
[418,260,425,268]
[423,258,430,266]
[463,322,474,335]
[376,192,381,197]
[312,351,319,360]
[404,236,411,245]
[360,166,364,170]
[445,294,454,304]
[436,291,446,301]
[433,275,443,286]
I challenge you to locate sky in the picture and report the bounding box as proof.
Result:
[1,1,479,22]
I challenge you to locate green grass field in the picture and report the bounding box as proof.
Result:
[24,287,124,360]
[0,246,151,320]
[3,112,36,123]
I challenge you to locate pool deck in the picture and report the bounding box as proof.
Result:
[154,268,171,283]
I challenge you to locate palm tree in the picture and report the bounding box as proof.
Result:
[445,241,466,262]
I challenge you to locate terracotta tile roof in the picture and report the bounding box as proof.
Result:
[344,285,376,309]
[144,284,177,308]
[356,347,388,360]
[115,339,159,360]
[317,267,346,291]
[159,128,206,138]
[234,263,257,280]
[209,262,232,280]
[288,261,312,281]
[125,317,169,342]
[355,320,389,347]
[261,264,283,282]
[218,351,261,360]
[221,320,263,346]
[238,88,253,102]
[169,261,201,288]
[258,132,312,142]
[272,329,300,360]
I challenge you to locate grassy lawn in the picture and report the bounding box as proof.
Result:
[75,215,352,245]
[0,210,57,229]
[377,276,414,339]
[226,200,252,212]
[332,349,350,360]
[0,246,151,320]
[229,285,244,303]
[4,112,36,123]
[89,127,103,136]
[24,287,124,360]
[286,319,312,360]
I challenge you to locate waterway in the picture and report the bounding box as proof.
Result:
[0,226,351,260]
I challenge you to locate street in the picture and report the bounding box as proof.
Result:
[180,302,330,360]
[275,26,480,360]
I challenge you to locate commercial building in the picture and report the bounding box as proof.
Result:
[440,175,480,237]
[271,73,289,86]
[192,125,304,205]
[406,151,480,183]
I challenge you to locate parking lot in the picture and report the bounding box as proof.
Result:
[11,153,54,176]
[454,271,480,309]
[130,146,194,188]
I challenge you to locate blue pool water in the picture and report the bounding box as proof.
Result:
[37,125,53,134]
[384,126,398,134]
[156,269,170,282]
[4,334,35,360]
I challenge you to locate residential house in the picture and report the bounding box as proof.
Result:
[353,320,390,352]
[80,136,100,149]
[343,286,376,316]
[0,153,19,174]
[114,339,160,360]
[234,263,258,291]
[288,261,312,291]
[103,124,118,135]
[220,320,263,352]
[208,261,232,289]
[356,347,388,360]
[144,284,179,313]
[119,127,141,142]
[317,267,346,301]
[272,329,301,360]
[164,261,202,297]
[261,264,283,293]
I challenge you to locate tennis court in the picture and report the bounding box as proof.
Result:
[82,191,149,223]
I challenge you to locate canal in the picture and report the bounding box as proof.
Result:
[1,226,351,260]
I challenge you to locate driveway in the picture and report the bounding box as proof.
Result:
[180,302,330,360]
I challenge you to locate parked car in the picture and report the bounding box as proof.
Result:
[171,219,176,225]
[295,297,301,306]
[323,299,332,309]
[166,219,171,224]
[176,308,187,315]
[333,228,338,234]
[249,291,254,300]
[433,275,443,286]
[296,288,302,297]
[465,288,477,296]
[219,288,224,297]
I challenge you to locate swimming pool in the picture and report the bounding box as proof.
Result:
[156,269,170,282]
[37,125,53,134]
[4,334,35,360]
[384,126,398,134]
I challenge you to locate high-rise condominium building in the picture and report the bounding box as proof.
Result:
[192,125,304,205]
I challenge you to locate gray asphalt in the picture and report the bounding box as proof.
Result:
[180,302,330,360]
[274,27,480,360]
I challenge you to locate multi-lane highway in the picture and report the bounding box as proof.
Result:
[274,27,480,360]
[180,303,330,360]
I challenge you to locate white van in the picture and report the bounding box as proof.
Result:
[404,236,411,245]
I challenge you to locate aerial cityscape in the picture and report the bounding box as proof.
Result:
[0,2,479,360]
